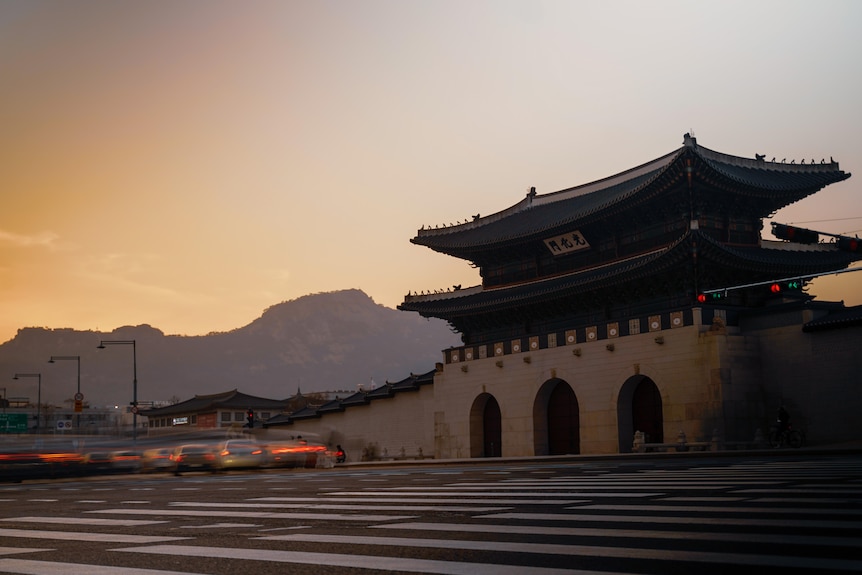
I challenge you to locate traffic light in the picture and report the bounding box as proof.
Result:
[771,223,819,244]
[697,291,725,303]
[246,409,254,428]
[769,279,803,294]
[837,237,861,253]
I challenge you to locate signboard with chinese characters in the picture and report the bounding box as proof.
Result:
[543,230,590,255]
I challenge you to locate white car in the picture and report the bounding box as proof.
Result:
[215,440,265,471]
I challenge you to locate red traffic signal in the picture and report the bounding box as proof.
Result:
[772,223,819,244]
[697,291,725,303]
[770,280,803,294]
[246,409,254,428]
[838,237,860,253]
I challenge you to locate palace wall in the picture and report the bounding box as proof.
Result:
[742,310,862,445]
[275,384,436,462]
[430,316,767,457]
[253,306,860,459]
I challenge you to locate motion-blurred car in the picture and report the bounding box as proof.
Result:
[215,439,265,471]
[109,450,141,473]
[140,447,174,473]
[170,444,216,475]
[81,451,113,473]
[265,439,327,468]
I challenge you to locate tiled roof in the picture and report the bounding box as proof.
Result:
[262,368,439,428]
[316,398,345,413]
[141,389,289,417]
[339,391,369,407]
[803,305,862,332]
[400,230,862,318]
[412,135,849,255]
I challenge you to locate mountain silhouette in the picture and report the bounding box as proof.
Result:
[1,290,460,408]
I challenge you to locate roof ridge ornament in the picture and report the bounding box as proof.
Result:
[683,132,697,148]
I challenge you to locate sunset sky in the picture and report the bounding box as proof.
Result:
[2,0,860,344]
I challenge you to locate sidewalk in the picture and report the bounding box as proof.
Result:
[337,440,862,469]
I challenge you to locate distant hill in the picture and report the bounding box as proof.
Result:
[0,290,461,408]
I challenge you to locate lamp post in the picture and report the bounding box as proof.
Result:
[12,373,41,431]
[97,340,137,444]
[49,355,81,430]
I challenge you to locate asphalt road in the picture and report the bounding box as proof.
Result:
[1,452,861,575]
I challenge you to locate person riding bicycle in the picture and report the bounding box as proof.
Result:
[777,405,790,435]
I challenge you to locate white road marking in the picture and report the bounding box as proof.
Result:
[112,544,625,575]
[253,533,862,570]
[0,548,46,557]
[251,496,587,504]
[480,512,862,529]
[0,558,203,575]
[371,521,862,547]
[571,503,862,515]
[0,528,187,544]
[2,517,166,527]
[178,522,260,529]
[88,508,415,521]
[167,501,511,512]
[327,490,658,497]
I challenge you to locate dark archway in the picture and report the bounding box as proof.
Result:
[470,393,501,458]
[533,378,580,456]
[548,381,580,455]
[617,375,664,452]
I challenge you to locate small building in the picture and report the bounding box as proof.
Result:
[142,389,290,434]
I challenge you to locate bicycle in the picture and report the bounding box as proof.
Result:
[769,423,805,448]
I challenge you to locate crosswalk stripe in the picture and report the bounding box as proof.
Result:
[572,503,862,515]
[252,533,862,571]
[328,490,662,496]
[111,543,626,575]
[2,517,166,527]
[370,521,862,547]
[167,501,513,512]
[88,508,416,521]
[0,548,45,557]
[0,558,202,575]
[479,512,862,529]
[0,528,187,544]
[250,496,590,504]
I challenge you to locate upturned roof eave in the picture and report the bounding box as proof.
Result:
[400,231,862,319]
[411,147,683,256]
[410,137,850,257]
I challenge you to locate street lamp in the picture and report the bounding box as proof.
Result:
[49,355,81,429]
[97,340,137,443]
[12,373,41,431]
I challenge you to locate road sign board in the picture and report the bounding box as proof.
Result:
[0,413,28,433]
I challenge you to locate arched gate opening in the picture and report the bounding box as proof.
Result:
[617,375,663,452]
[533,378,580,456]
[469,393,501,457]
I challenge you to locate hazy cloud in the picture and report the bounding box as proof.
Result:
[0,228,61,250]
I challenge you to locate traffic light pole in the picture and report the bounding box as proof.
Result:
[700,266,862,297]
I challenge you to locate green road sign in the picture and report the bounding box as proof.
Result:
[0,413,28,433]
